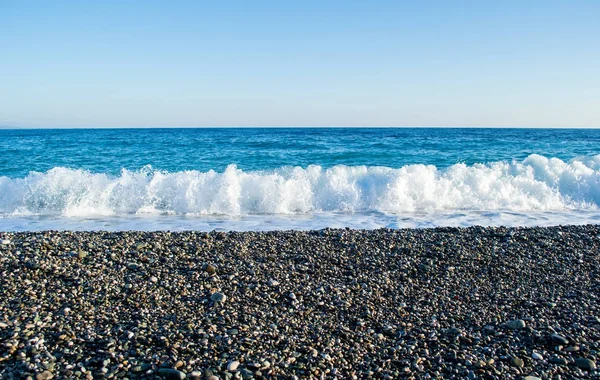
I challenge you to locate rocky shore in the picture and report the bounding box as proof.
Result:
[0,226,599,379]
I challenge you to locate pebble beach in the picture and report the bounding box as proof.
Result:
[1,226,599,379]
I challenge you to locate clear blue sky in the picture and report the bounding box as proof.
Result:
[1,0,598,128]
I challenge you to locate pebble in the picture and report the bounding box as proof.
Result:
[227,360,240,372]
[0,227,598,379]
[532,352,543,360]
[506,319,526,329]
[550,333,569,345]
[550,356,568,365]
[206,264,216,274]
[574,357,596,371]
[211,292,227,303]
[1,239,11,245]
[35,371,53,380]
[157,368,186,380]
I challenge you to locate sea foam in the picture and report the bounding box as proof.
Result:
[0,154,599,218]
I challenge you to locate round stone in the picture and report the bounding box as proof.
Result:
[211,292,227,303]
[158,368,186,380]
[574,358,596,371]
[227,360,240,372]
[510,357,524,367]
[36,371,54,380]
[506,319,526,329]
[550,334,569,345]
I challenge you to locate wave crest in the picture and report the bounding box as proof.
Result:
[1,154,599,217]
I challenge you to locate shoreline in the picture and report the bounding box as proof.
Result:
[1,226,599,379]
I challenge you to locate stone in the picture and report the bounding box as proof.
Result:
[574,358,596,371]
[150,276,158,283]
[36,371,54,380]
[524,377,541,380]
[531,352,543,360]
[206,264,216,274]
[247,362,261,370]
[289,292,297,300]
[510,357,524,367]
[227,360,240,372]
[506,319,526,329]
[268,279,280,286]
[550,356,568,365]
[550,334,569,345]
[0,239,10,245]
[446,328,462,336]
[565,346,580,352]
[157,368,186,380]
[189,371,202,379]
[211,292,227,303]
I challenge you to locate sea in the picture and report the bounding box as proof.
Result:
[0,127,599,231]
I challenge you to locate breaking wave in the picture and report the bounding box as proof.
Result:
[1,154,599,217]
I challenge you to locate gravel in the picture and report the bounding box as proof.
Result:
[0,225,599,379]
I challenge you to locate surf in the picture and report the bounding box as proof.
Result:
[1,154,599,218]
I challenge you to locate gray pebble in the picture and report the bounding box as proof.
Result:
[158,368,186,380]
[211,292,227,303]
[506,319,526,329]
[574,358,596,371]
[550,333,569,345]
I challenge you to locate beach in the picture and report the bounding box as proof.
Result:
[1,226,598,379]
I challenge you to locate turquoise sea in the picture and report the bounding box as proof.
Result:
[1,128,599,230]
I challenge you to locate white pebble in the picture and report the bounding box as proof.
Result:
[227,360,240,371]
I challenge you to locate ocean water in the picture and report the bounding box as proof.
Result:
[1,128,599,231]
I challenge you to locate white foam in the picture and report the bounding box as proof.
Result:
[0,155,599,221]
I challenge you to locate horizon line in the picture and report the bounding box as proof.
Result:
[1,125,599,130]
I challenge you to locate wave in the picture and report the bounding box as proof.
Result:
[1,154,599,217]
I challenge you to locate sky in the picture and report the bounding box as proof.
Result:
[1,0,599,128]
